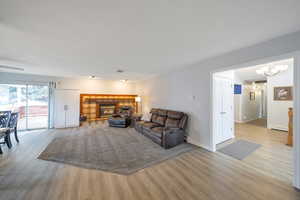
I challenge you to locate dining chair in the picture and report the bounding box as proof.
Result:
[0,111,11,128]
[0,130,7,154]
[0,111,12,150]
[8,112,19,143]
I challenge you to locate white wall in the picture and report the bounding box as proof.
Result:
[136,31,300,151]
[267,62,294,131]
[0,72,138,95]
[234,94,242,122]
[261,86,268,118]
[233,74,243,122]
[0,72,59,85]
[56,78,137,94]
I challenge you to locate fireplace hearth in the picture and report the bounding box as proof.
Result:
[99,104,116,118]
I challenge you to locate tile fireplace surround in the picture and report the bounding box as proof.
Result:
[80,94,138,121]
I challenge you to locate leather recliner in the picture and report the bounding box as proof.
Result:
[108,106,132,128]
[135,108,188,149]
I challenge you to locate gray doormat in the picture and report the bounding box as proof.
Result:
[218,140,261,160]
[38,126,197,175]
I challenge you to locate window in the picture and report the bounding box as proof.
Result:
[0,84,49,130]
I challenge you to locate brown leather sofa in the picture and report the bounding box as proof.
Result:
[135,108,188,149]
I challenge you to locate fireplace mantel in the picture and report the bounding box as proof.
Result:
[80,94,138,121]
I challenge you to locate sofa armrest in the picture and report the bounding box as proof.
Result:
[162,128,185,149]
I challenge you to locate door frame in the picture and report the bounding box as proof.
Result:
[210,51,300,189]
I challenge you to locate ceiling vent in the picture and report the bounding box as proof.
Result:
[116,69,124,73]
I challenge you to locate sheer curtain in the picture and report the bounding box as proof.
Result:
[48,82,56,129]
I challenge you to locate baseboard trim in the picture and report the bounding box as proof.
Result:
[272,128,288,132]
[268,124,289,131]
[235,120,244,123]
[186,137,214,152]
[235,118,259,123]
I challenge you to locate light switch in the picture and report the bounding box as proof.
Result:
[64,105,68,111]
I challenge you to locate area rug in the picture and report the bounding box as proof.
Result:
[218,140,261,160]
[38,126,197,175]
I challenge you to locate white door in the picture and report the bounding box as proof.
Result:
[54,89,80,128]
[65,91,80,127]
[214,76,234,144]
[54,90,66,128]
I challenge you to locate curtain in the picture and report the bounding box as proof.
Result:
[48,82,56,128]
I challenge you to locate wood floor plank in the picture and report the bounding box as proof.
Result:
[0,121,299,200]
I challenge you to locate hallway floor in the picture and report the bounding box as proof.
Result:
[217,119,293,184]
[246,118,267,128]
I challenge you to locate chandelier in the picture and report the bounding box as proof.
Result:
[256,65,288,77]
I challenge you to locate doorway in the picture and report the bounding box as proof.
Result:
[0,84,49,130]
[212,57,295,185]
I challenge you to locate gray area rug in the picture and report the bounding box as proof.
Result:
[218,140,261,160]
[38,125,197,175]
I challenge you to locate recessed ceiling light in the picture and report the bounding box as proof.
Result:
[120,79,128,82]
[117,69,124,73]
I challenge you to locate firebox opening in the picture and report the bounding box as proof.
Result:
[99,104,116,118]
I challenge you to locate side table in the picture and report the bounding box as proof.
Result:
[130,114,143,128]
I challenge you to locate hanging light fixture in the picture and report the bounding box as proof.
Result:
[252,82,257,90]
[256,64,288,77]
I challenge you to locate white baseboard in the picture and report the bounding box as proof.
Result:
[186,137,214,152]
[268,124,288,132]
[234,120,243,123]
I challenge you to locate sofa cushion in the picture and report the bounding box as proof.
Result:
[152,115,166,126]
[157,109,167,116]
[150,108,159,114]
[150,109,167,124]
[142,122,160,131]
[151,126,164,133]
[165,118,180,128]
[151,114,158,122]
[150,127,164,138]
[167,111,183,119]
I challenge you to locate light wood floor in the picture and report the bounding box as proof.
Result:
[217,118,293,185]
[0,121,299,200]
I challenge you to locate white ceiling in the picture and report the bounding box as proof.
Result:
[0,0,300,80]
[234,58,293,82]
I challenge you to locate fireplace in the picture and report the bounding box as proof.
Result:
[99,104,116,118]
[80,94,137,122]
